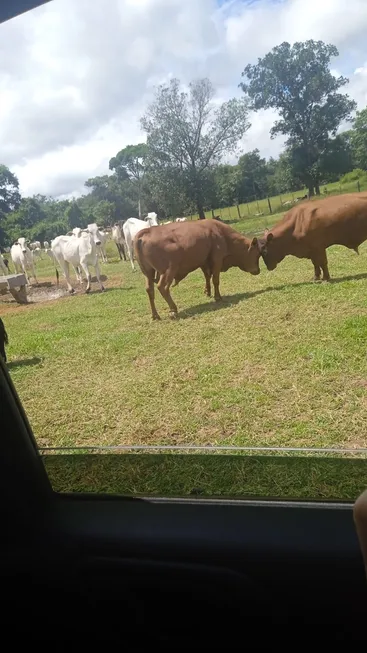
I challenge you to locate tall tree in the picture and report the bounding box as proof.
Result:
[141,78,250,218]
[237,149,269,202]
[109,144,148,217]
[350,108,367,171]
[240,40,356,196]
[0,165,21,246]
[65,201,84,229]
[84,174,136,221]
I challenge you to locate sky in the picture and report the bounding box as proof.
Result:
[1,0,367,198]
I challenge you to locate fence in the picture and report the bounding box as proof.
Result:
[185,179,367,224]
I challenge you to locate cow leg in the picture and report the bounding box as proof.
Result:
[311,258,322,282]
[320,251,331,282]
[73,265,83,284]
[210,260,223,302]
[201,266,211,297]
[145,270,161,320]
[121,244,127,262]
[21,264,30,286]
[61,261,75,294]
[116,244,122,261]
[94,260,105,292]
[157,270,178,318]
[31,264,38,285]
[129,248,136,271]
[79,262,92,293]
[312,250,330,282]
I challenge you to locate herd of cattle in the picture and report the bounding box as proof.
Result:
[1,193,367,321]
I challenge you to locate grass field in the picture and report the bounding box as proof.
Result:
[2,216,367,499]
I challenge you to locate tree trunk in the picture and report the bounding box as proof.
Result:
[314,182,321,196]
[197,203,205,219]
[307,184,314,197]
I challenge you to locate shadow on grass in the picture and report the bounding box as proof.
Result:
[7,356,42,370]
[87,285,135,294]
[179,272,367,318]
[42,453,367,501]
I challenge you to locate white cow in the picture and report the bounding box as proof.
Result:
[51,228,104,294]
[32,247,42,261]
[87,224,109,263]
[0,253,9,275]
[175,217,187,222]
[11,238,38,285]
[30,241,41,251]
[111,223,127,261]
[123,213,159,271]
[43,241,50,250]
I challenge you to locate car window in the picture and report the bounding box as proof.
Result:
[1,0,367,501]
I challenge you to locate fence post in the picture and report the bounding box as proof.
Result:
[267,197,272,214]
[220,208,223,219]
[236,204,241,220]
[358,180,361,192]
[247,203,250,216]
[212,209,215,218]
[256,198,260,212]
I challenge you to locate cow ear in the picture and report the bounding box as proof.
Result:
[250,237,258,248]
[266,232,274,243]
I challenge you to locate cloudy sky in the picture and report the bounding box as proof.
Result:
[1,0,367,198]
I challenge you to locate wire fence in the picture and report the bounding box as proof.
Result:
[185,179,367,223]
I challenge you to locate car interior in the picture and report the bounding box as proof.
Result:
[2,1,367,645]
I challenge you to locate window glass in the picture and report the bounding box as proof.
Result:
[1,0,366,501]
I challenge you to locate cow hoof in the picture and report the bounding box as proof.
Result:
[85,288,91,294]
[69,289,76,295]
[152,315,161,321]
[169,311,178,319]
[313,278,322,283]
[214,297,223,303]
[100,286,105,292]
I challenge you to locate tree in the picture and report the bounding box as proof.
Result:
[109,144,148,217]
[65,201,84,229]
[240,40,356,196]
[141,78,251,218]
[0,165,21,246]
[237,149,269,202]
[350,108,367,171]
[83,174,136,221]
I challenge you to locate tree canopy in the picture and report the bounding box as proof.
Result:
[240,40,356,195]
[141,78,250,218]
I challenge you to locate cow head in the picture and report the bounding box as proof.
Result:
[145,212,158,227]
[245,237,261,275]
[258,230,279,270]
[17,237,28,253]
[87,223,102,246]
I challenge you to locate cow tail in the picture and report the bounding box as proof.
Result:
[136,235,157,280]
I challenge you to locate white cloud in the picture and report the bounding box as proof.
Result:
[1,0,367,197]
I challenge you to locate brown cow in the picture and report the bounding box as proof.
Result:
[258,193,367,281]
[134,219,260,320]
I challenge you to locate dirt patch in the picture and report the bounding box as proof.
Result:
[28,285,69,303]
